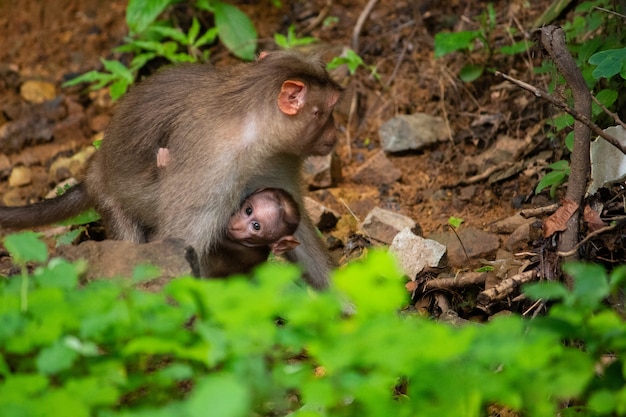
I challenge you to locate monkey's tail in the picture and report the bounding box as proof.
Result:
[0,183,93,229]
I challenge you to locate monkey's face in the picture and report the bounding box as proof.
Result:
[303,91,341,156]
[227,194,284,248]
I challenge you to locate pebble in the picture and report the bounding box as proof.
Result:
[8,165,32,187]
[20,80,57,104]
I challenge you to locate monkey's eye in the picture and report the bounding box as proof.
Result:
[245,206,253,216]
[313,106,320,117]
[252,221,261,231]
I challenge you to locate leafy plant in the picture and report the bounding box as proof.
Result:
[534,1,625,196]
[327,48,380,80]
[1,231,625,416]
[434,3,530,82]
[63,0,257,100]
[274,24,318,49]
[535,159,570,198]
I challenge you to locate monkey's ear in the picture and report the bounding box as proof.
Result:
[270,235,300,255]
[278,80,307,115]
[258,51,268,60]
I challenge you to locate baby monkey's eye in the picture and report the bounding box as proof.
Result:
[252,221,261,231]
[245,207,253,216]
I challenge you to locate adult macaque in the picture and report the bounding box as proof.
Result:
[208,187,300,277]
[0,50,341,289]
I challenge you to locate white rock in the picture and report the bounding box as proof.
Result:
[389,227,447,279]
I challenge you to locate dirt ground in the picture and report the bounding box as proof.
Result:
[0,0,594,318]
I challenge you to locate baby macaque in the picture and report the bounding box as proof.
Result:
[157,147,299,276]
[209,187,300,277]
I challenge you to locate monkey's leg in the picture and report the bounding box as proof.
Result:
[98,198,148,243]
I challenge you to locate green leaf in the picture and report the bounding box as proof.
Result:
[58,208,100,226]
[109,78,132,100]
[187,373,251,417]
[434,30,480,58]
[4,232,48,264]
[459,64,484,82]
[194,27,219,48]
[592,88,618,117]
[187,17,201,44]
[36,340,79,375]
[535,170,568,196]
[213,1,257,60]
[448,216,464,229]
[101,59,134,83]
[589,48,626,80]
[126,0,175,34]
[565,262,610,310]
[62,70,108,87]
[147,25,188,44]
[523,281,570,301]
[498,40,530,55]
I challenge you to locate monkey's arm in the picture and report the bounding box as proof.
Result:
[0,183,92,229]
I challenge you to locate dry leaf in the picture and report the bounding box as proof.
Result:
[583,204,606,232]
[405,280,418,292]
[543,198,579,237]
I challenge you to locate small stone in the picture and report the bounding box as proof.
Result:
[361,207,416,244]
[20,80,57,104]
[88,113,111,132]
[505,223,531,252]
[389,228,447,278]
[429,227,501,268]
[490,213,536,234]
[379,113,450,153]
[352,150,401,185]
[303,153,342,189]
[8,165,32,187]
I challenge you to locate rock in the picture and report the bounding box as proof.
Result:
[88,113,111,132]
[505,222,531,252]
[379,113,450,153]
[8,165,32,187]
[20,80,57,104]
[389,228,447,278]
[304,196,340,231]
[48,146,96,183]
[303,154,342,189]
[429,227,501,268]
[55,238,199,291]
[352,150,401,185]
[361,207,416,244]
[490,213,536,234]
[53,111,87,143]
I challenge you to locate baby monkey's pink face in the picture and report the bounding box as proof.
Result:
[227,192,287,248]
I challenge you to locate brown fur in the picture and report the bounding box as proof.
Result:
[0,50,342,289]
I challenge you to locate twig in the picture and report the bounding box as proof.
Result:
[302,0,332,33]
[423,271,487,290]
[591,94,626,130]
[477,270,537,305]
[539,26,591,288]
[495,71,626,154]
[557,220,625,257]
[351,0,378,51]
[519,203,559,218]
